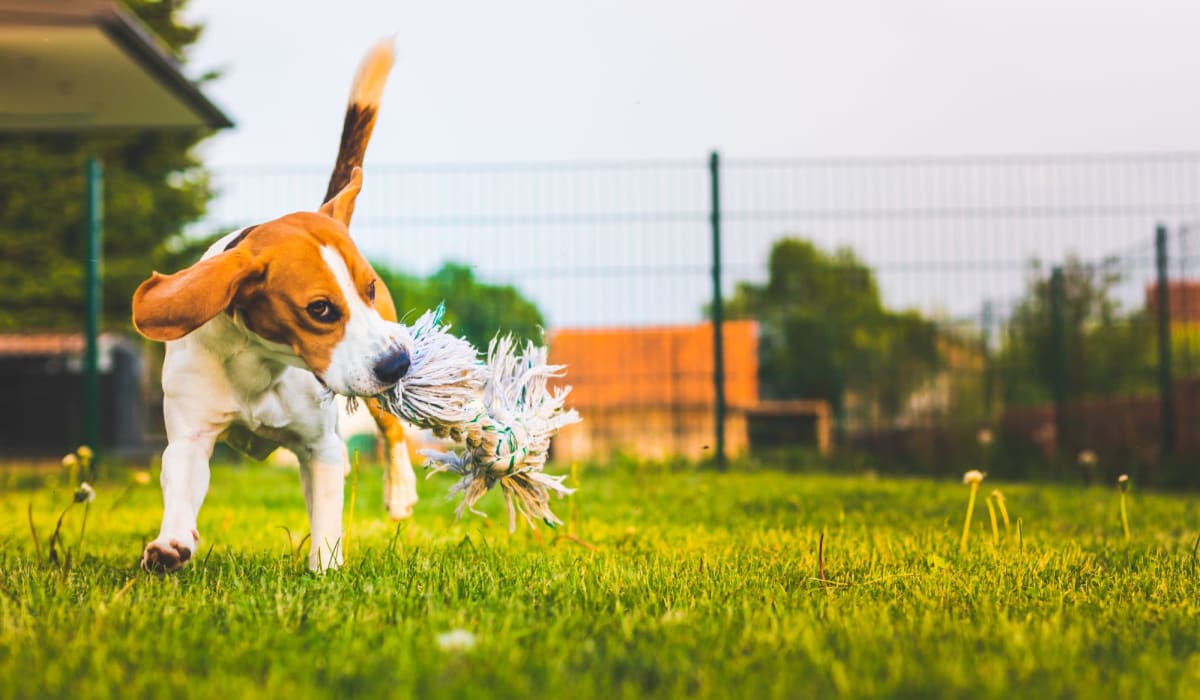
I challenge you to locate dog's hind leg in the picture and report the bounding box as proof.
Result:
[366,398,418,520]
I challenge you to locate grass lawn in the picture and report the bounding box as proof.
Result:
[2,461,1200,699]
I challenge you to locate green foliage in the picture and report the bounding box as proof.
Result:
[2,465,1199,699]
[724,238,939,422]
[996,257,1155,405]
[1169,322,1200,379]
[375,261,545,349]
[60,232,546,350]
[0,0,213,331]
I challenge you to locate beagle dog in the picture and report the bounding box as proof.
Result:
[132,41,414,572]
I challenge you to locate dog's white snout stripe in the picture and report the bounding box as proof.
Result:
[320,246,407,395]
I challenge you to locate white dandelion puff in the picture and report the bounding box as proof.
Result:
[74,482,96,504]
[436,629,476,652]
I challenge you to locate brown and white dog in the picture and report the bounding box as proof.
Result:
[132,41,414,572]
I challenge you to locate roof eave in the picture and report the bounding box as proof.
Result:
[0,0,233,130]
[97,4,232,130]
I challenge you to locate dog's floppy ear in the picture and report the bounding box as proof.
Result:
[319,166,363,226]
[132,248,265,341]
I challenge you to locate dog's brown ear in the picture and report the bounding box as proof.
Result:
[132,248,264,341]
[319,166,363,226]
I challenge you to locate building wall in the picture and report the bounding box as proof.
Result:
[0,333,144,456]
[548,321,758,461]
[1146,281,1200,323]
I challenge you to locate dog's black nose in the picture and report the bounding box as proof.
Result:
[373,347,410,384]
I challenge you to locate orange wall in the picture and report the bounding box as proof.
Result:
[548,320,759,409]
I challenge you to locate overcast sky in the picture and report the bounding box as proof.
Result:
[183,0,1200,166]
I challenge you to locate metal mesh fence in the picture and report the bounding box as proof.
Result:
[200,153,1200,479]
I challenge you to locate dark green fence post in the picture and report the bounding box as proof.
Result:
[1049,266,1067,458]
[84,157,103,454]
[981,299,994,421]
[709,151,726,469]
[1156,224,1176,458]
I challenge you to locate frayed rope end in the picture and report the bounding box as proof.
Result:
[378,306,580,531]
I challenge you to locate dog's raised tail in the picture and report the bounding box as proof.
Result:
[324,38,395,204]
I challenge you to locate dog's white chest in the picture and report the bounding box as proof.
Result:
[226,358,329,441]
[244,387,290,431]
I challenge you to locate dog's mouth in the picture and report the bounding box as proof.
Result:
[318,377,403,409]
[310,322,414,399]
[315,359,407,399]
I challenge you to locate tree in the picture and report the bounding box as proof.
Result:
[724,238,939,425]
[0,0,213,331]
[996,257,1154,405]
[375,262,545,350]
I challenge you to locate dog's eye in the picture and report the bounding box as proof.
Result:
[367,280,376,303]
[306,300,340,323]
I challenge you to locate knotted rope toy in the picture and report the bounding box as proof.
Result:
[374,304,581,531]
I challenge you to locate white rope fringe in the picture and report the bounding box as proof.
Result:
[376,305,485,431]
[376,304,581,531]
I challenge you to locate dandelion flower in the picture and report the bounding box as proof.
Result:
[436,629,476,652]
[133,471,152,486]
[76,446,93,461]
[963,470,986,486]
[960,470,986,552]
[74,482,96,504]
[1117,474,1130,492]
[660,609,688,625]
[61,454,78,469]
[1078,450,1097,467]
[976,428,994,447]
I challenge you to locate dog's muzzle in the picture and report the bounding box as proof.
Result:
[373,346,411,385]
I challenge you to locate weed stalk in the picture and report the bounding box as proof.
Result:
[992,490,1011,538]
[346,450,360,560]
[986,495,1000,546]
[960,471,985,553]
[1118,474,1131,542]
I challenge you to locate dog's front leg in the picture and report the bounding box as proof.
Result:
[299,435,349,571]
[142,436,213,573]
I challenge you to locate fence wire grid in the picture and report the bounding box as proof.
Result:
[197,153,1200,480]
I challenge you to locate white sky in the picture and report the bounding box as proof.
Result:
[183,0,1200,166]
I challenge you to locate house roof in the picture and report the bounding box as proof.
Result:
[0,0,232,131]
[0,332,124,357]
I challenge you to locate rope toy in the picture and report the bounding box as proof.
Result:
[375,304,581,531]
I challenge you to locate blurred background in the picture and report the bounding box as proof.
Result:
[3,0,1199,485]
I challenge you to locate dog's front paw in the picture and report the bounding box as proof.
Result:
[141,532,198,574]
[308,542,345,573]
[385,480,418,520]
